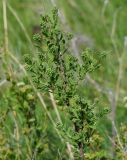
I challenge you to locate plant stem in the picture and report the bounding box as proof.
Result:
[2,0,8,54]
[74,123,84,159]
[79,142,84,160]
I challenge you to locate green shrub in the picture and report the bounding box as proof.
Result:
[25,8,108,159]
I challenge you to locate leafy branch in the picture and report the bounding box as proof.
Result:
[25,8,108,159]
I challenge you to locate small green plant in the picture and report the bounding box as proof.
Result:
[25,8,108,159]
[0,76,67,159]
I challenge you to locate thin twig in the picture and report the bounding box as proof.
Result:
[2,0,8,54]
[49,90,74,159]
[7,3,32,45]
[110,7,124,157]
[49,90,62,123]
[110,7,121,58]
[112,121,124,151]
[101,0,109,17]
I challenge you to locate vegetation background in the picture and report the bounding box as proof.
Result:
[0,0,127,159]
